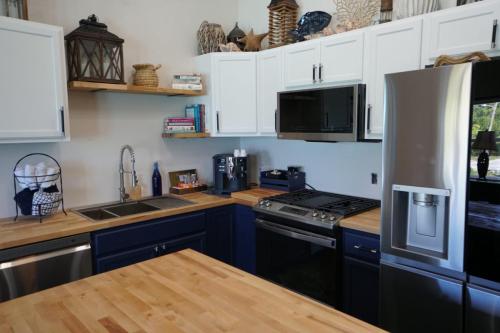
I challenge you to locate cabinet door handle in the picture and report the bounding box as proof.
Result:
[60,107,65,134]
[154,245,159,256]
[367,104,372,132]
[492,19,498,49]
[319,63,323,82]
[275,109,278,132]
[216,111,220,133]
[313,64,317,83]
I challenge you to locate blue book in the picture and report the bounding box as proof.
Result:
[194,105,201,132]
[185,104,196,118]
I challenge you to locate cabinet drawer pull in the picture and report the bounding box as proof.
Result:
[492,19,498,49]
[319,63,323,82]
[275,109,278,132]
[313,64,317,83]
[370,249,378,254]
[154,245,159,255]
[60,107,65,134]
[216,111,220,133]
[354,245,362,249]
[353,244,379,255]
[367,104,372,132]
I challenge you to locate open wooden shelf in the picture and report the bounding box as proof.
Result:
[68,81,204,97]
[162,132,210,139]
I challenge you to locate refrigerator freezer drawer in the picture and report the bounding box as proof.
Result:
[380,261,464,333]
[466,284,500,333]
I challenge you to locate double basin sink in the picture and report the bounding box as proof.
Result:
[74,196,194,221]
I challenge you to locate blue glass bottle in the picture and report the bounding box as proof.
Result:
[152,161,162,197]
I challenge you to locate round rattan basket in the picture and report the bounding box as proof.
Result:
[133,64,161,87]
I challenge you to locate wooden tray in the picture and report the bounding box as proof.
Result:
[169,185,208,195]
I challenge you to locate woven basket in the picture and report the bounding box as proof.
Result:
[133,64,161,87]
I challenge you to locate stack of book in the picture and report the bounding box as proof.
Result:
[164,117,195,133]
[172,74,203,91]
[185,104,206,133]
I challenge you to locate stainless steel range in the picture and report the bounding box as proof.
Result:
[253,189,380,308]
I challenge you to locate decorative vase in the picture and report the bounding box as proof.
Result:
[393,0,439,20]
[197,21,226,55]
[227,22,246,51]
[133,64,161,87]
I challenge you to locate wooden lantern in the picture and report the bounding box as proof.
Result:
[65,14,125,84]
[268,0,298,47]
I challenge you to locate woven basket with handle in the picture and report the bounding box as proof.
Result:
[133,64,162,87]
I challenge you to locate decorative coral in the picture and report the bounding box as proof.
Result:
[333,0,380,30]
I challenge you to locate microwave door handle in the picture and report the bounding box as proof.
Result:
[255,219,336,249]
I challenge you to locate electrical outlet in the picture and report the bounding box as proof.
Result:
[371,173,378,185]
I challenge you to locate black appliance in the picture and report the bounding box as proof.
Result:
[213,154,248,195]
[259,168,305,192]
[380,61,500,333]
[277,84,366,142]
[253,189,380,308]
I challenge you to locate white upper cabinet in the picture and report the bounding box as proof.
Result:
[422,0,500,64]
[257,48,283,135]
[0,17,69,143]
[319,30,364,83]
[283,40,321,88]
[364,18,423,140]
[195,53,257,136]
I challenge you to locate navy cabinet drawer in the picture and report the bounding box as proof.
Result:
[92,212,206,256]
[343,229,380,263]
[95,244,156,273]
[161,232,206,256]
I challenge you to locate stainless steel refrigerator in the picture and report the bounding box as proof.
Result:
[380,62,500,333]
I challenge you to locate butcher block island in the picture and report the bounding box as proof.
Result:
[0,249,384,333]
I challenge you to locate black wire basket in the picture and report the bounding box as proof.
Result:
[13,153,67,222]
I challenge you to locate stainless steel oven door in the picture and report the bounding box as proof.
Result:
[255,218,340,307]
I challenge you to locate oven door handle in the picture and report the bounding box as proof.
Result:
[255,219,336,249]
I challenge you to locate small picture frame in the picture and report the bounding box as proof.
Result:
[0,0,28,20]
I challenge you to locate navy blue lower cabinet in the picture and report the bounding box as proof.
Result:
[342,229,380,325]
[343,256,380,325]
[206,206,234,264]
[161,232,206,256]
[95,244,156,274]
[233,205,256,274]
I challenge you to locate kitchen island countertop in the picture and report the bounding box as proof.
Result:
[0,249,386,333]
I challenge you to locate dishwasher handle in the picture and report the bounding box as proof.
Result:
[0,244,91,270]
[256,219,336,249]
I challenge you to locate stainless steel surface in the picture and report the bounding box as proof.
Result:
[119,145,138,203]
[277,84,360,142]
[253,201,338,231]
[381,64,472,272]
[466,284,500,333]
[412,193,436,207]
[380,261,464,333]
[255,218,336,249]
[74,195,194,221]
[0,234,92,302]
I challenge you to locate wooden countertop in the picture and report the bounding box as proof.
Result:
[340,208,381,235]
[0,188,380,251]
[0,249,385,333]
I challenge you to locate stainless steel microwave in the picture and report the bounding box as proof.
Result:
[277,84,366,142]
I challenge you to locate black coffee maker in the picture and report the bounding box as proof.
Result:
[213,153,248,194]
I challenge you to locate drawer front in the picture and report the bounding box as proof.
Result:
[92,212,206,256]
[344,229,380,263]
[94,244,156,274]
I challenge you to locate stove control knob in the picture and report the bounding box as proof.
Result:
[259,200,266,206]
[329,215,337,222]
[312,211,319,217]
[320,213,327,220]
[265,200,272,207]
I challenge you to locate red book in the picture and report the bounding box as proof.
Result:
[166,117,195,123]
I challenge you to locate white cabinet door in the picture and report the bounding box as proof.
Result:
[320,30,364,83]
[422,1,500,64]
[257,49,283,135]
[213,54,257,134]
[283,40,321,88]
[365,18,423,140]
[0,17,69,143]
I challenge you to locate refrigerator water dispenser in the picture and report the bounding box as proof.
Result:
[391,185,450,257]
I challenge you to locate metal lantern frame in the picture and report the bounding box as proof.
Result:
[65,14,125,84]
[268,0,299,47]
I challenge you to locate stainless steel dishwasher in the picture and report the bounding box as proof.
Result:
[0,233,92,302]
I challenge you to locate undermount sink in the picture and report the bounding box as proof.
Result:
[74,196,194,221]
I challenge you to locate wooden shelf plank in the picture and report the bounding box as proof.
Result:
[68,81,204,97]
[162,132,210,139]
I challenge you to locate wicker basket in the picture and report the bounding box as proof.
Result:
[133,64,161,87]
